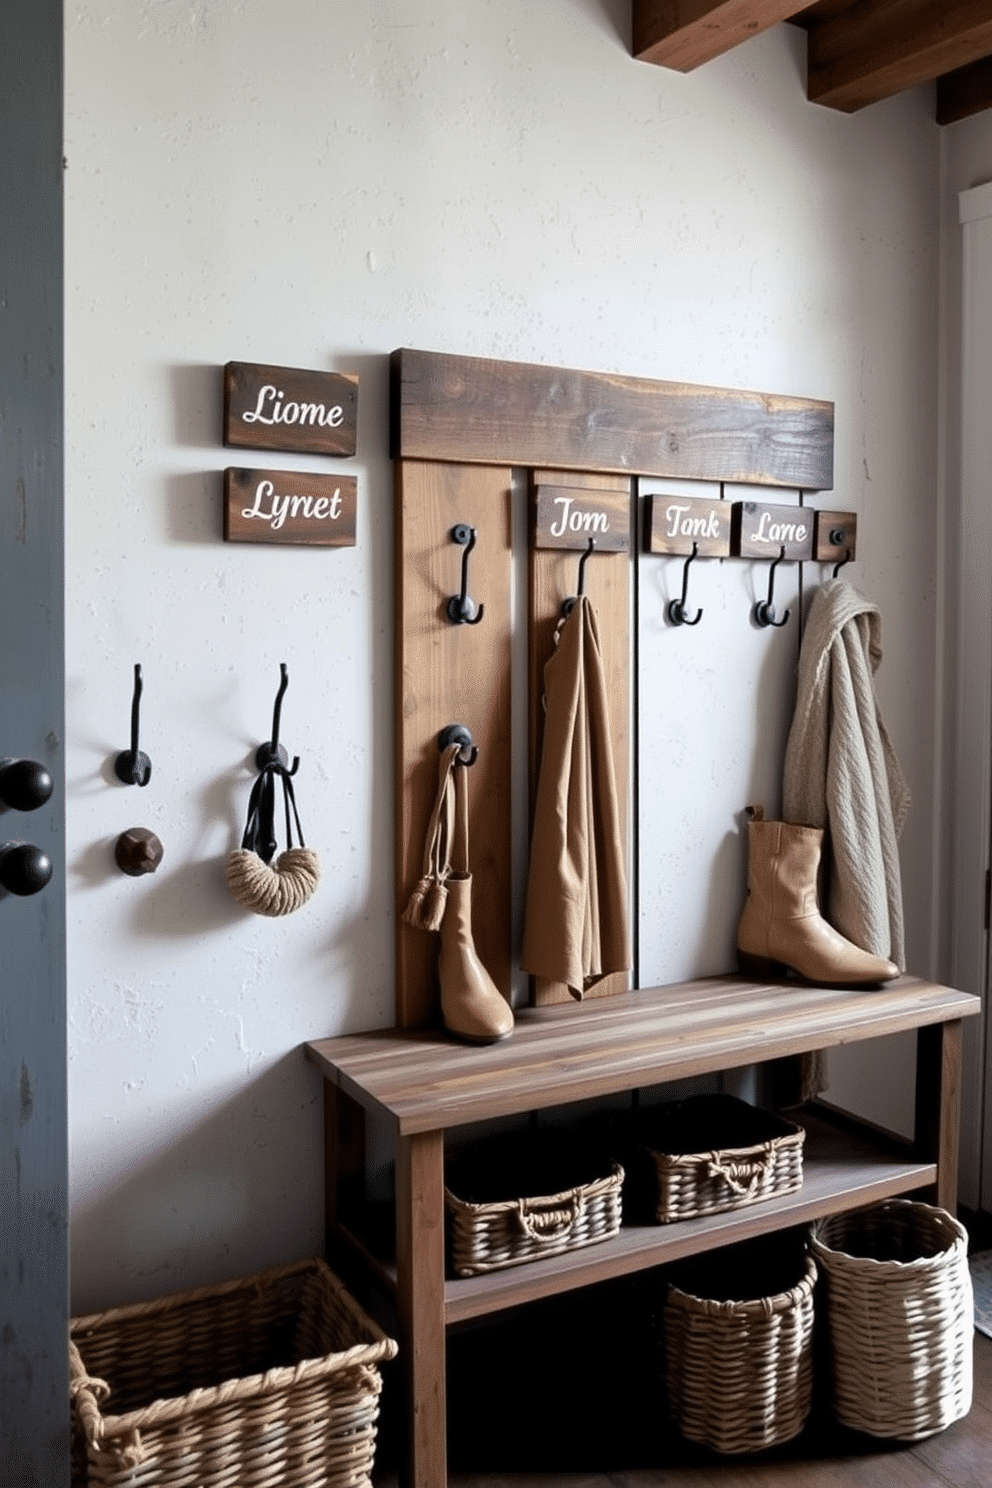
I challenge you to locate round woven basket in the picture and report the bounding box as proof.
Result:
[664,1248,816,1454]
[811,1199,973,1441]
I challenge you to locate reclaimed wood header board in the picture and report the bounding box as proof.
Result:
[390,347,834,490]
[533,484,629,550]
[224,361,358,456]
[224,468,357,546]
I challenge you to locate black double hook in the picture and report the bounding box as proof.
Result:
[446,524,484,625]
[754,546,790,629]
[562,537,596,617]
[115,663,152,786]
[437,722,479,767]
[667,543,703,627]
[255,663,300,775]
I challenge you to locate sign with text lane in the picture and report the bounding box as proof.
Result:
[224,468,357,546]
[224,361,358,456]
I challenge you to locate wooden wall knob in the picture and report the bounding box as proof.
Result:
[115,827,164,876]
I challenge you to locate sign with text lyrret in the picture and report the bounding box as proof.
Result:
[224,468,357,547]
[224,360,358,456]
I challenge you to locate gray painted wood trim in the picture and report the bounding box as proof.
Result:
[0,2,69,1482]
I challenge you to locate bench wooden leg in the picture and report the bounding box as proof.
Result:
[916,1018,963,1213]
[395,1128,447,1488]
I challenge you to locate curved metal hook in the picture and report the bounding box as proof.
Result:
[832,546,852,578]
[114,663,152,786]
[667,542,703,627]
[754,546,790,629]
[255,663,297,772]
[562,537,596,617]
[437,722,479,767]
[446,524,484,625]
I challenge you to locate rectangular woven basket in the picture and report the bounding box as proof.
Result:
[811,1199,973,1441]
[69,1257,398,1488]
[664,1237,817,1454]
[444,1126,624,1276]
[638,1093,804,1223]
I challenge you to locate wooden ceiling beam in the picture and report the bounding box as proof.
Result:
[937,54,992,126]
[633,1,813,73]
[806,0,992,113]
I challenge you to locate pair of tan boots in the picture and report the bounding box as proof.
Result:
[737,806,899,986]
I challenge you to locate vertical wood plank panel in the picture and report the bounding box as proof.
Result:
[527,470,633,1005]
[394,460,513,1028]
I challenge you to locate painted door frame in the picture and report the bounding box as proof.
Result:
[952,180,992,1214]
[0,2,69,1481]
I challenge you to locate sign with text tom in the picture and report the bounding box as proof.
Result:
[224,468,357,546]
[224,361,358,456]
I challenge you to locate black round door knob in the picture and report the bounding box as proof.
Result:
[0,758,54,812]
[0,842,53,896]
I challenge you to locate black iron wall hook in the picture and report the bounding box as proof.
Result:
[562,537,596,617]
[831,531,852,578]
[667,543,703,627]
[437,722,479,766]
[754,546,790,629]
[255,663,300,774]
[115,664,152,786]
[446,524,484,625]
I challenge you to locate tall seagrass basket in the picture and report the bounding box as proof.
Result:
[69,1257,398,1488]
[664,1240,817,1454]
[811,1200,973,1441]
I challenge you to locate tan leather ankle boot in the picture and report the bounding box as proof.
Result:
[438,874,514,1043]
[737,807,899,987]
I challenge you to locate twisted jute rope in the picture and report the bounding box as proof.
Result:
[226,845,321,916]
[226,755,321,916]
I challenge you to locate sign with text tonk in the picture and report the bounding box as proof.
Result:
[224,361,358,456]
[224,468,357,547]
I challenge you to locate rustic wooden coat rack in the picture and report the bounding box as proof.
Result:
[391,347,838,1029]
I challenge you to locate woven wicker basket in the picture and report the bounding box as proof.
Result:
[664,1241,817,1454]
[811,1199,973,1441]
[640,1094,804,1223]
[445,1127,623,1276]
[69,1257,398,1488]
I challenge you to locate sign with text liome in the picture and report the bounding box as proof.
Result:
[224,468,357,547]
[224,361,358,456]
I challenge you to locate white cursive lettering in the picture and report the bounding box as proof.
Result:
[549,495,610,539]
[754,510,807,546]
[241,479,343,531]
[241,385,345,429]
[663,502,721,541]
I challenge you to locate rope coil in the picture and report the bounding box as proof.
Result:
[226,758,320,916]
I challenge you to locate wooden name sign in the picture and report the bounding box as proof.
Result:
[224,468,357,546]
[644,493,731,557]
[814,508,858,563]
[733,501,814,561]
[224,361,358,456]
[533,485,629,550]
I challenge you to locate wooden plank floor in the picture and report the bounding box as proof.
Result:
[372,1267,991,1488]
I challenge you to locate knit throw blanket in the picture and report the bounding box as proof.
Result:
[783,578,910,969]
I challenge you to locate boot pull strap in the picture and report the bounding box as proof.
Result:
[746,804,765,823]
[451,759,470,877]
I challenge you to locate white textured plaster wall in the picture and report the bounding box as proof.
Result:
[66,1,941,1311]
